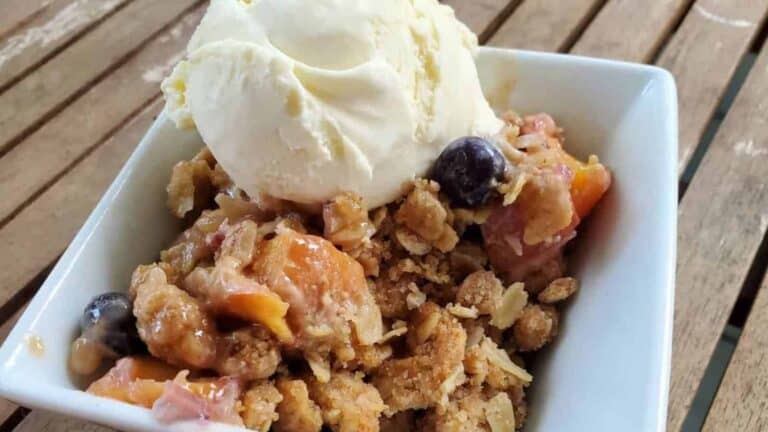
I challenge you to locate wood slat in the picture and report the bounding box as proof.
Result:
[0,5,204,226]
[0,307,25,425]
[702,274,768,431]
[14,410,114,432]
[0,0,199,155]
[571,0,692,62]
[488,0,604,52]
[657,0,768,172]
[0,99,163,334]
[0,0,52,38]
[0,0,130,91]
[0,397,18,426]
[442,0,514,37]
[667,41,768,432]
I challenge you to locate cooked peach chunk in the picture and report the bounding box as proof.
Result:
[87,357,242,412]
[544,148,611,219]
[87,357,179,406]
[252,229,383,350]
[184,257,293,343]
[569,157,611,218]
[222,293,292,343]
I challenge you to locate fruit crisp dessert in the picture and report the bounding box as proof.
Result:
[70,111,610,431]
[67,1,611,430]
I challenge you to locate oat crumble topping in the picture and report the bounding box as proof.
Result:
[74,111,609,431]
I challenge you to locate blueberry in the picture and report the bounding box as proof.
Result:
[432,136,506,207]
[80,292,144,356]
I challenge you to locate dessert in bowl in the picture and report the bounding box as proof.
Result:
[0,0,677,431]
[70,0,610,430]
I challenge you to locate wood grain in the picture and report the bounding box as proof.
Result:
[0,6,204,226]
[571,0,692,62]
[0,0,198,155]
[13,410,114,432]
[668,42,768,432]
[0,0,52,38]
[657,0,768,172]
[0,397,18,426]
[488,0,605,52]
[0,0,130,91]
[0,307,25,425]
[442,0,516,38]
[702,274,768,431]
[0,99,162,324]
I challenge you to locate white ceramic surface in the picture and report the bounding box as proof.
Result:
[0,48,677,432]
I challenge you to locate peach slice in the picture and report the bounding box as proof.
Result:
[251,229,380,346]
[88,357,238,409]
[185,256,293,343]
[221,292,293,343]
[553,150,611,219]
[87,357,179,406]
[569,158,611,219]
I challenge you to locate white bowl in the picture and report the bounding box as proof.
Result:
[0,48,677,432]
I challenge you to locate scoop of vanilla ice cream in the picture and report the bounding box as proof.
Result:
[162,0,502,207]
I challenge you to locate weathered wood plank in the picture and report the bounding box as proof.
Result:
[0,307,25,425]
[668,41,768,432]
[14,410,114,432]
[0,99,163,329]
[0,0,199,154]
[442,0,515,37]
[571,0,692,62]
[488,0,604,52]
[657,0,768,172]
[0,0,52,38]
[0,6,204,226]
[0,0,130,91]
[702,274,768,432]
[0,392,17,425]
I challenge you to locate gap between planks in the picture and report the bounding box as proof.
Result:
[440,0,526,45]
[488,0,607,53]
[0,0,134,95]
[570,0,696,62]
[680,227,768,431]
[0,0,53,40]
[678,53,759,198]
[0,4,207,231]
[0,409,30,432]
[667,32,768,432]
[666,0,768,175]
[0,98,164,432]
[0,93,164,339]
[0,4,206,319]
[702,261,768,431]
[0,0,203,159]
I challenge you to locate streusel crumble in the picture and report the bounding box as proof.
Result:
[69,112,611,431]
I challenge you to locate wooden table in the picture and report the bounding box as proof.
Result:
[0,0,767,430]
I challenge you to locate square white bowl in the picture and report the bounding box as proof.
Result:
[0,47,677,432]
